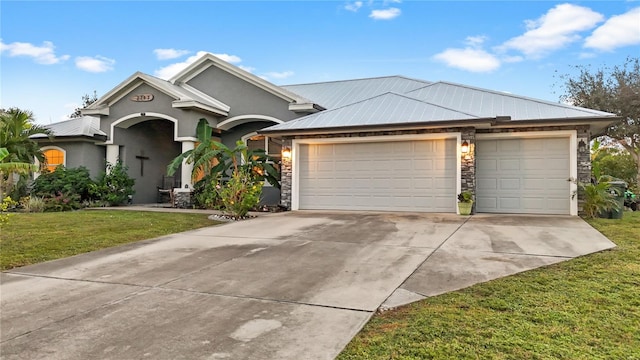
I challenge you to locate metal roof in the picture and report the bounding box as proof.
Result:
[405,82,614,121]
[265,79,617,133]
[283,76,431,110]
[262,92,481,132]
[31,116,106,139]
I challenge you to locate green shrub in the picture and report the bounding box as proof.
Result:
[192,176,221,209]
[90,161,135,206]
[43,192,82,212]
[215,170,263,219]
[32,166,95,202]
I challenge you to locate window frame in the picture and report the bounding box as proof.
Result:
[41,146,66,172]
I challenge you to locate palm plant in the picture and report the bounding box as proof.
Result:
[578,177,621,219]
[0,108,52,164]
[0,147,37,199]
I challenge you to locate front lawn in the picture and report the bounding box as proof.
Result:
[0,210,218,270]
[339,212,640,359]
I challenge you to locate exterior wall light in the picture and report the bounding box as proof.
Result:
[461,140,470,154]
[282,146,292,159]
[578,139,587,154]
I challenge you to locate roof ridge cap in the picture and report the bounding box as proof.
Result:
[283,75,431,87]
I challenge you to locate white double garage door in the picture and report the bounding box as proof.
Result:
[293,134,573,215]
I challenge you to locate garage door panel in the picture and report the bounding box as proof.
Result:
[499,197,521,210]
[478,178,498,190]
[500,159,521,171]
[413,159,434,170]
[478,159,498,171]
[500,139,521,152]
[500,178,520,190]
[477,137,570,215]
[298,139,456,212]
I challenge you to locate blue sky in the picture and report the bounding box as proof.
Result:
[1,1,639,125]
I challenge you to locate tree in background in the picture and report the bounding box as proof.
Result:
[559,57,640,190]
[69,91,98,119]
[591,139,638,191]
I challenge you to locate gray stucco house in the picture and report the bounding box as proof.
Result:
[34,53,617,215]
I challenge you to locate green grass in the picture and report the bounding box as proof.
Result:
[0,210,219,270]
[338,212,640,360]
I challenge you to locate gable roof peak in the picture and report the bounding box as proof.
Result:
[167,53,315,107]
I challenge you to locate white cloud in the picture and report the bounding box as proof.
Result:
[239,65,256,73]
[584,7,640,51]
[153,48,191,60]
[0,40,69,64]
[213,53,242,63]
[75,55,115,72]
[500,3,604,58]
[154,51,244,80]
[502,55,524,63]
[345,1,363,12]
[369,7,401,20]
[433,48,501,73]
[261,71,294,81]
[465,35,488,48]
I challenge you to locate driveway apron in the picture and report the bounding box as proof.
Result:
[0,212,615,359]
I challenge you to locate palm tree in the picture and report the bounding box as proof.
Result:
[0,107,52,164]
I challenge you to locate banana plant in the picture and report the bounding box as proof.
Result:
[167,119,280,188]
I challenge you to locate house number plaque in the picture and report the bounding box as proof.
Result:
[130,94,154,102]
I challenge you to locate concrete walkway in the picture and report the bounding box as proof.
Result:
[0,211,615,360]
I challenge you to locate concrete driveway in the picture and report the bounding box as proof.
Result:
[1,212,615,360]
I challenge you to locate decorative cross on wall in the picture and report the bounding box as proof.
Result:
[135,150,150,177]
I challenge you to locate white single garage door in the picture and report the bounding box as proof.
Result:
[476,137,570,214]
[297,139,456,212]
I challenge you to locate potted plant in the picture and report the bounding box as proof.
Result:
[458,191,474,215]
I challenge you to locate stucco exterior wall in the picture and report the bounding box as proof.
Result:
[39,141,106,178]
[99,83,216,140]
[186,67,301,122]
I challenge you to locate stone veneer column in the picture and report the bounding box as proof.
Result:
[576,126,591,215]
[460,128,476,213]
[105,144,120,174]
[280,139,293,210]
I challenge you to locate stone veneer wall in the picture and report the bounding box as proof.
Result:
[576,126,592,215]
[460,127,476,213]
[173,189,192,209]
[279,125,590,213]
[280,139,293,209]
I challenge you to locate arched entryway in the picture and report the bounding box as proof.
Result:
[108,116,183,204]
